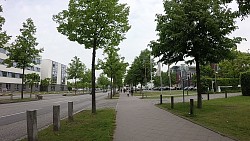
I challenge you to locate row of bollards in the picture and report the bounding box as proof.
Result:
[26,101,74,141]
[159,91,229,116]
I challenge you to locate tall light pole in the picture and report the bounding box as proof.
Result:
[215,71,218,92]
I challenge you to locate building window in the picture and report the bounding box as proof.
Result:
[12,73,15,78]
[15,84,19,91]
[52,61,58,84]
[6,83,11,90]
[15,73,20,78]
[7,72,12,77]
[51,86,55,91]
[2,71,7,77]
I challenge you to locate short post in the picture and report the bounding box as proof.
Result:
[27,110,37,141]
[53,105,60,131]
[10,93,13,100]
[190,99,194,115]
[160,95,162,104]
[207,92,210,100]
[171,96,174,109]
[68,101,73,121]
[225,91,227,98]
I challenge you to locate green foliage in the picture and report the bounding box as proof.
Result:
[53,0,131,113]
[97,73,110,90]
[0,6,10,48]
[200,77,240,93]
[67,86,72,91]
[98,46,127,88]
[219,51,250,78]
[67,56,86,93]
[41,78,51,92]
[153,71,176,87]
[124,49,152,86]
[25,73,40,93]
[4,18,43,98]
[67,56,85,80]
[223,0,250,17]
[241,71,250,96]
[150,0,242,108]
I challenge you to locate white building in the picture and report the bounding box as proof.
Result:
[0,45,41,92]
[41,59,67,91]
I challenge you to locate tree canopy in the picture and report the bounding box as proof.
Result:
[4,18,43,99]
[150,0,242,108]
[0,6,10,48]
[53,0,131,113]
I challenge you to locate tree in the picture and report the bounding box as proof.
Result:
[25,73,40,98]
[41,78,51,92]
[53,0,130,113]
[67,56,85,95]
[219,51,250,78]
[4,18,43,99]
[150,0,242,108]
[0,6,10,49]
[98,46,128,98]
[223,0,250,16]
[97,73,110,92]
[153,71,176,87]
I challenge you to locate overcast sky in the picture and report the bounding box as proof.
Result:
[1,0,250,72]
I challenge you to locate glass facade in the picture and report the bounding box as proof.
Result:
[61,65,66,85]
[52,61,58,84]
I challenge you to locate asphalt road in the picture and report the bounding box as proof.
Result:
[0,92,113,141]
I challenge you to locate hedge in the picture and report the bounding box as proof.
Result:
[200,77,240,93]
[241,72,250,96]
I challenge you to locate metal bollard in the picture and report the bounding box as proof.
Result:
[190,99,194,115]
[207,92,210,100]
[27,110,38,141]
[171,96,174,109]
[225,91,227,98]
[68,102,73,121]
[53,105,60,131]
[160,95,162,104]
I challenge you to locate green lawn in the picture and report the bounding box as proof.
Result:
[23,109,116,141]
[157,96,250,141]
[133,90,196,99]
[0,98,37,104]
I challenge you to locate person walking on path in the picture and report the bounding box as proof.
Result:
[113,93,234,141]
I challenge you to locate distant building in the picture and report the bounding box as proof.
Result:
[0,44,41,92]
[41,59,67,91]
[170,65,196,88]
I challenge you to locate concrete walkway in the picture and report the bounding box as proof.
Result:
[113,93,234,141]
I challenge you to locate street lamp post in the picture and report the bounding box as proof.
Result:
[215,71,218,92]
[182,78,185,103]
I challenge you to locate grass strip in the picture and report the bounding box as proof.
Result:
[23,109,116,141]
[0,98,37,104]
[157,96,250,141]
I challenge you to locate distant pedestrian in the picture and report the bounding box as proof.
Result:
[131,89,134,96]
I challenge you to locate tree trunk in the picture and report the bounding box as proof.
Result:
[75,78,77,95]
[91,41,97,114]
[110,76,113,99]
[141,84,143,98]
[21,68,25,99]
[113,77,116,96]
[30,84,33,98]
[196,59,202,108]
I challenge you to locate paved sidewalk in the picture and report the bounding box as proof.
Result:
[113,93,234,141]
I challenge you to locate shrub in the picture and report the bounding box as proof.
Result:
[68,86,72,91]
[241,72,250,96]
